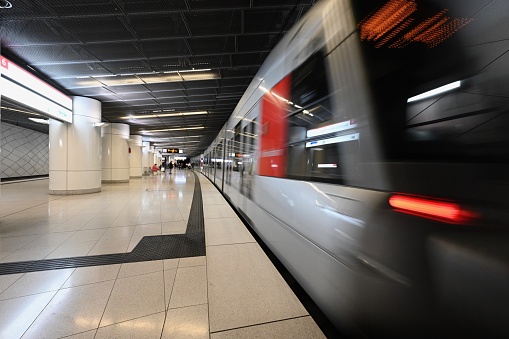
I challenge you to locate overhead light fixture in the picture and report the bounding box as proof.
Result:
[407,81,461,103]
[94,122,109,127]
[77,69,220,86]
[122,111,207,119]
[29,117,49,124]
[161,135,201,139]
[140,126,205,134]
[149,126,205,132]
[163,68,211,74]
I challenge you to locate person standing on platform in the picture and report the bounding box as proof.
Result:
[169,161,174,174]
[152,163,158,174]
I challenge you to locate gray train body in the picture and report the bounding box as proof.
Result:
[197,0,509,336]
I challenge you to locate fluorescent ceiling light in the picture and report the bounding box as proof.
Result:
[163,68,211,74]
[78,70,220,86]
[407,81,461,103]
[94,122,109,127]
[29,117,49,124]
[122,111,207,119]
[142,126,205,133]
[161,135,201,139]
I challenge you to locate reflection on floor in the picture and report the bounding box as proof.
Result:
[0,170,325,338]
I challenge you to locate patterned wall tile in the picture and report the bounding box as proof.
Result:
[1,122,49,179]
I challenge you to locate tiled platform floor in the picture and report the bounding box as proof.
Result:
[0,170,325,338]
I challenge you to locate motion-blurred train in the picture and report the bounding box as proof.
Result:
[196,0,509,336]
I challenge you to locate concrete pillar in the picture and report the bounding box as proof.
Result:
[102,123,130,183]
[142,141,150,175]
[150,146,156,168]
[129,135,143,178]
[49,96,101,195]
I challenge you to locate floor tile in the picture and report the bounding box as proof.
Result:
[205,217,255,246]
[162,267,177,309]
[100,271,166,327]
[203,205,237,219]
[161,304,209,339]
[132,223,161,236]
[0,250,15,261]
[21,232,74,249]
[202,196,227,206]
[87,236,131,255]
[161,210,185,222]
[117,260,164,278]
[162,221,187,235]
[96,312,166,339]
[0,268,74,300]
[0,273,23,293]
[45,240,97,259]
[65,228,107,244]
[100,226,136,239]
[179,256,206,268]
[62,264,121,288]
[163,258,179,271]
[210,316,325,339]
[207,243,308,332]
[64,329,97,338]
[0,235,40,252]
[22,280,115,338]
[0,245,58,263]
[168,265,207,309]
[0,290,57,339]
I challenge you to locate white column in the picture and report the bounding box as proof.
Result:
[129,135,143,178]
[102,123,130,183]
[49,96,102,195]
[142,141,150,175]
[150,146,156,168]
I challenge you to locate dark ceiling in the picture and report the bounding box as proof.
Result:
[0,0,317,157]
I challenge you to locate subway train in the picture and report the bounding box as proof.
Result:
[196,0,509,336]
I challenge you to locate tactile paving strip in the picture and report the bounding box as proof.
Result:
[0,172,205,276]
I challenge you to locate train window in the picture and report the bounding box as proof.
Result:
[284,51,358,183]
[233,122,242,172]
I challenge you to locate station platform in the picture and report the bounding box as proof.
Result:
[0,170,325,338]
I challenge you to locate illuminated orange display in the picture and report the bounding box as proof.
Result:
[358,0,472,48]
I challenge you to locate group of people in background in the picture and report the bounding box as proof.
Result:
[151,160,193,174]
[152,161,174,174]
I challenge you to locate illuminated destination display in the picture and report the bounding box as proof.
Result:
[1,56,73,123]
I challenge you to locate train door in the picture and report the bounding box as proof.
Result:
[215,140,224,191]
[241,120,256,199]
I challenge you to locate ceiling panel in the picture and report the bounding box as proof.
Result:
[56,17,135,43]
[128,14,189,39]
[1,0,317,157]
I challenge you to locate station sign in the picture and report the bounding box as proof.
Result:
[1,56,73,123]
[166,148,180,153]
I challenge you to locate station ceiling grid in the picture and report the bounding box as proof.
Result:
[0,0,317,156]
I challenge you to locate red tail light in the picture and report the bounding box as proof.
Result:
[389,194,477,224]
